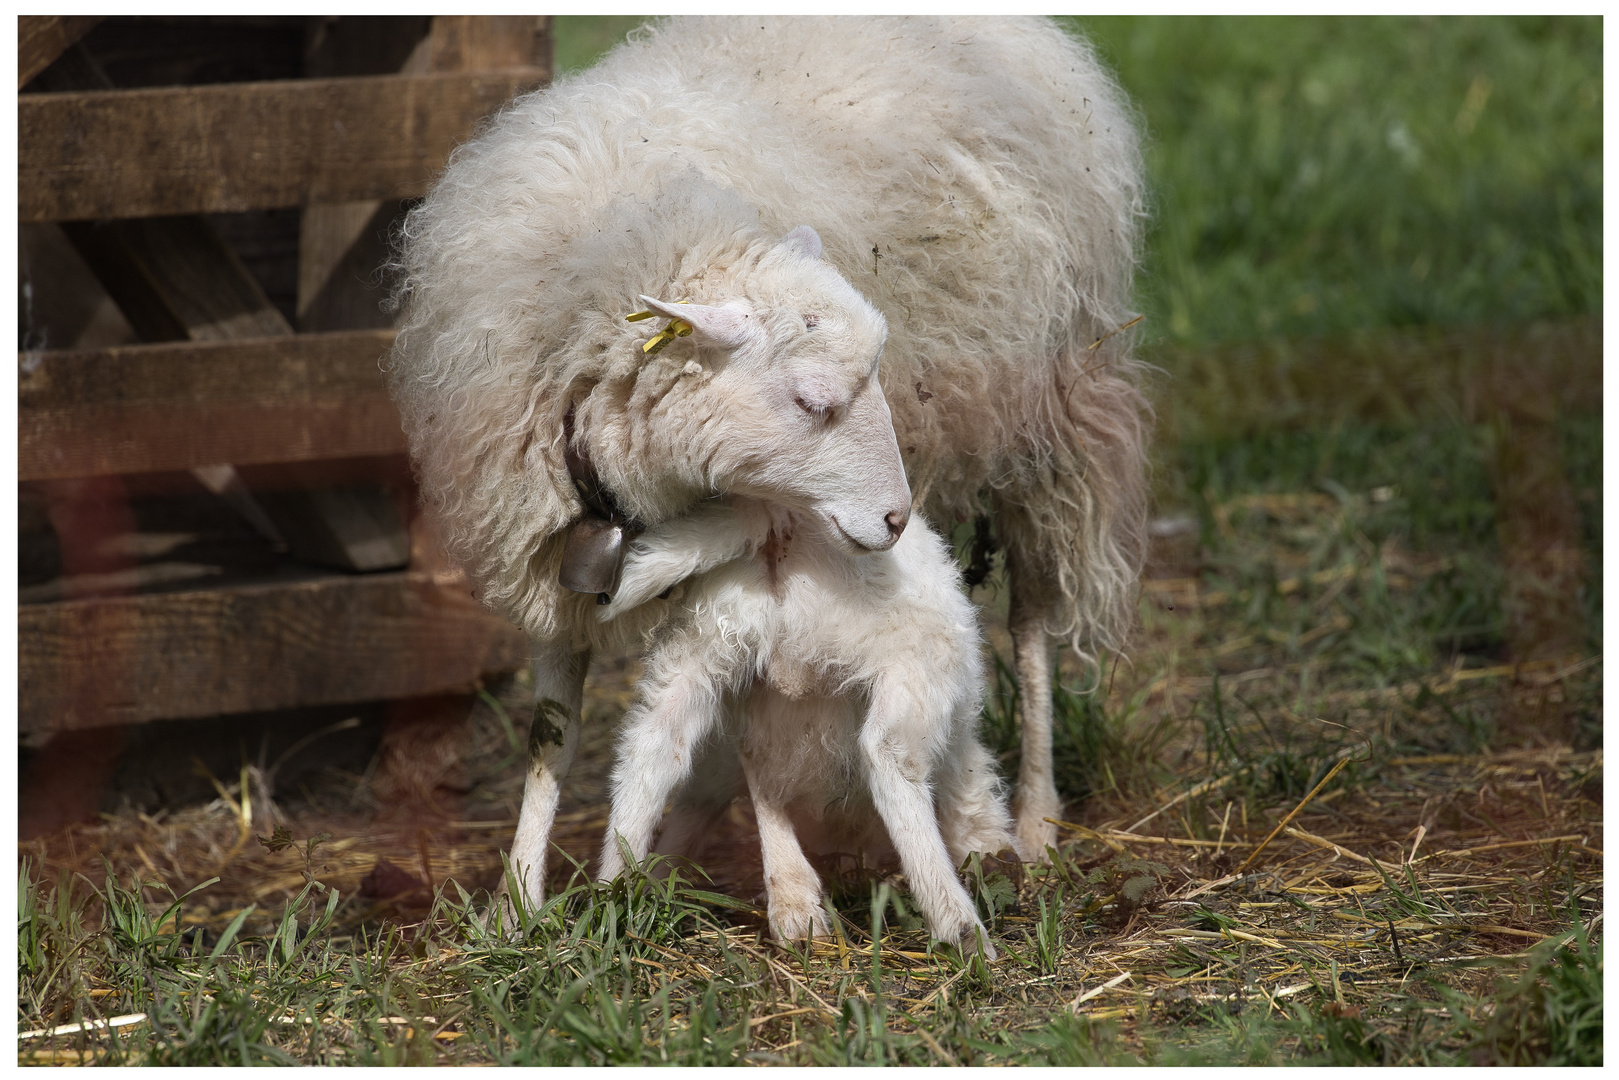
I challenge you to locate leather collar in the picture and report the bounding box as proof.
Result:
[559,404,640,601]
[562,404,628,525]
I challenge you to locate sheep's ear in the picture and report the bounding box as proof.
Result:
[782,225,823,260]
[637,295,760,351]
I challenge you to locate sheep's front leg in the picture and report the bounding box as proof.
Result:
[500,641,589,926]
[1009,564,1059,862]
[859,680,995,959]
[598,671,724,882]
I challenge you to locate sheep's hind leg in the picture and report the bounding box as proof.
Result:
[936,723,1019,866]
[859,681,995,959]
[498,641,589,930]
[1009,565,1059,862]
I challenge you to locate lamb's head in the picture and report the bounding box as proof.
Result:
[592,226,911,553]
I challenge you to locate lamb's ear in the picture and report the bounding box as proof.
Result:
[637,295,760,351]
[782,225,823,260]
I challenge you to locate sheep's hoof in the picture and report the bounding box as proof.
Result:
[483,890,530,942]
[1015,817,1059,865]
[769,902,832,945]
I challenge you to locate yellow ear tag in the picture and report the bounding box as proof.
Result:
[627,302,693,356]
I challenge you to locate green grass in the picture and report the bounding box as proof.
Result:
[1070,16,1601,345]
[552,16,654,75]
[18,848,1602,1066]
[1176,424,1510,671]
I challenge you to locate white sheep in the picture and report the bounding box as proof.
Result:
[387,16,1150,911]
[595,488,1015,956]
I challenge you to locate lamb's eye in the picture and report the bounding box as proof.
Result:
[795,395,829,418]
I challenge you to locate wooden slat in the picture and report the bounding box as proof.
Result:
[18,15,106,89]
[297,17,437,332]
[62,216,293,342]
[425,15,551,70]
[19,571,529,734]
[20,68,546,222]
[297,16,551,332]
[19,330,404,481]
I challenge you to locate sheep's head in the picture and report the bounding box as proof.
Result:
[586,226,911,554]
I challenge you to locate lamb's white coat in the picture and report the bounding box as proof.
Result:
[388,16,1150,907]
[598,498,1014,954]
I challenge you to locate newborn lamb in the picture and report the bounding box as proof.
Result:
[595,497,1016,956]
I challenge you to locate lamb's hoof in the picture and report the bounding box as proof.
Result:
[769,902,832,945]
[937,920,997,962]
[932,919,990,958]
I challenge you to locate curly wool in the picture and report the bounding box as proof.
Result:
[389,15,1150,665]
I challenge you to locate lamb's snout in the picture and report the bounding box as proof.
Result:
[885,507,909,543]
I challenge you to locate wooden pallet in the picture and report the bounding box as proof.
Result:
[18,17,547,740]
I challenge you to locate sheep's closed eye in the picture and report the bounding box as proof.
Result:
[793,379,846,421]
[795,394,832,419]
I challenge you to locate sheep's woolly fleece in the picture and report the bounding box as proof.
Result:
[389,15,1151,663]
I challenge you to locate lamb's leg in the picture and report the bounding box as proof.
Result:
[859,679,994,959]
[1009,565,1059,862]
[599,499,767,620]
[500,641,589,925]
[598,669,724,882]
[651,732,743,870]
[738,752,830,942]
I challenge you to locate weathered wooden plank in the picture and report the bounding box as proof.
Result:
[296,199,403,333]
[18,330,404,480]
[62,216,293,341]
[20,68,546,222]
[18,15,105,89]
[297,16,551,332]
[19,571,529,734]
[424,15,552,71]
[297,17,436,331]
[57,213,412,569]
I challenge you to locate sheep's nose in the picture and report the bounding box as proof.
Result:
[885,508,909,542]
